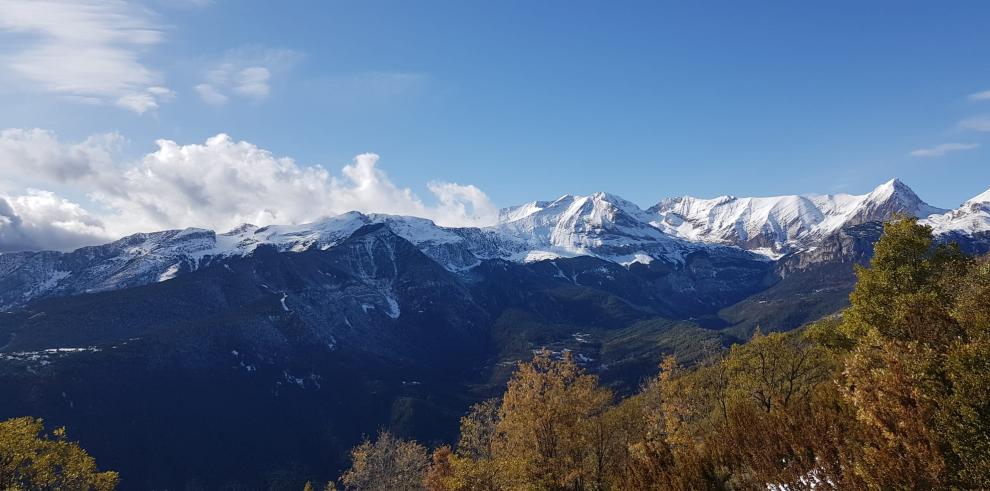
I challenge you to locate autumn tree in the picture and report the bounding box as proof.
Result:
[340,430,428,491]
[423,446,455,491]
[0,416,119,491]
[456,399,499,462]
[492,349,614,490]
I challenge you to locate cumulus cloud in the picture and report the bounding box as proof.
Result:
[0,130,497,251]
[909,142,980,158]
[0,0,173,114]
[0,189,110,252]
[427,181,498,227]
[195,47,301,106]
[0,128,121,182]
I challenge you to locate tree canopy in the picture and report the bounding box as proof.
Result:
[0,417,119,491]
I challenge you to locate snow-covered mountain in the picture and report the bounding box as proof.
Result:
[923,187,990,236]
[491,192,731,264]
[1,179,987,311]
[649,179,948,256]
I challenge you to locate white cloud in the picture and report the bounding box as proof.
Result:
[195,83,228,105]
[427,181,498,227]
[0,0,172,114]
[969,89,990,101]
[116,86,175,113]
[0,128,121,182]
[0,189,110,252]
[233,66,271,98]
[909,142,980,158]
[958,116,990,132]
[0,130,497,251]
[195,47,301,105]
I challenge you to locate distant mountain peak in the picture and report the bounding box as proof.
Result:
[924,186,990,236]
[866,177,920,204]
[879,176,905,188]
[858,178,945,221]
[648,178,947,256]
[965,187,990,205]
[223,223,259,235]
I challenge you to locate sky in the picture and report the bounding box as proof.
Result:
[1,0,990,251]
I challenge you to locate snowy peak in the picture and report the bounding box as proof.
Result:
[649,194,826,249]
[849,178,946,226]
[649,178,947,256]
[923,187,990,236]
[499,192,655,232]
[866,178,909,200]
[234,212,372,253]
[498,200,552,223]
[223,223,259,236]
[491,191,692,264]
[965,187,990,207]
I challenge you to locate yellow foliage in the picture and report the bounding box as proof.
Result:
[0,416,119,491]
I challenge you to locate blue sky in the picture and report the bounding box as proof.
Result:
[1,1,990,250]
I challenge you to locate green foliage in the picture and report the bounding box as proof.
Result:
[843,216,969,343]
[0,416,119,491]
[725,329,831,414]
[832,217,990,488]
[944,257,990,487]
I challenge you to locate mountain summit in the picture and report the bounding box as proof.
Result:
[648,178,948,255]
[923,186,990,237]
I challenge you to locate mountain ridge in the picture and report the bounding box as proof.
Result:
[648,178,953,256]
[1,179,987,311]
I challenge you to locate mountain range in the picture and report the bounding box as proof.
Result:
[1,178,988,489]
[3,178,986,310]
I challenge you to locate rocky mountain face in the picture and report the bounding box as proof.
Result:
[1,179,988,489]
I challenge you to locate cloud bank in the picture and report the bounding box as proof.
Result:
[0,130,497,252]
